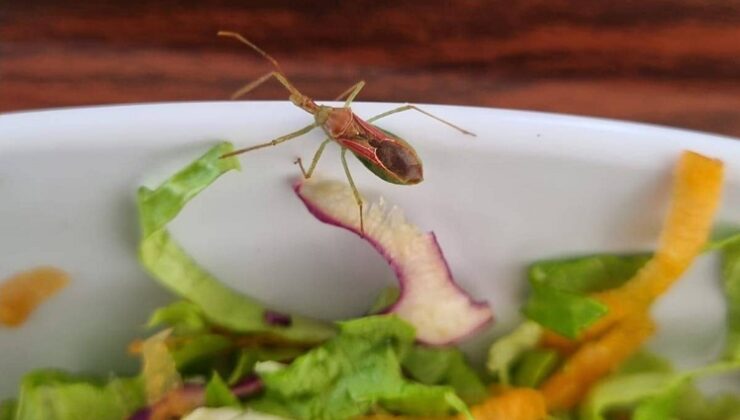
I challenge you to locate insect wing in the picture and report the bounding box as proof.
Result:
[340,116,423,185]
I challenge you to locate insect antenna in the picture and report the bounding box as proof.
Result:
[217,31,283,72]
[218,30,314,110]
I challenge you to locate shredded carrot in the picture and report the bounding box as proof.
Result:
[0,266,69,327]
[539,330,578,355]
[128,339,144,355]
[142,329,183,404]
[581,151,723,340]
[540,314,655,411]
[357,386,547,420]
[150,387,204,420]
[536,151,724,411]
[467,386,547,420]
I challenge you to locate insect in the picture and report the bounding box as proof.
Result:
[218,31,475,233]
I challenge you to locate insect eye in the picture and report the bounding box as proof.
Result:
[376,142,422,183]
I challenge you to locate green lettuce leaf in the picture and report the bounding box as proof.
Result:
[528,253,651,293]
[228,347,305,385]
[0,400,16,420]
[579,351,672,419]
[253,315,469,420]
[633,361,740,420]
[523,254,648,338]
[381,384,471,417]
[705,223,740,251]
[512,348,560,388]
[486,321,542,385]
[402,346,487,404]
[137,142,335,343]
[522,283,607,339]
[616,351,674,375]
[581,359,740,420]
[205,372,240,408]
[580,372,675,420]
[368,286,400,315]
[13,370,144,420]
[721,240,740,360]
[147,300,209,334]
[673,387,740,420]
[524,225,740,339]
[171,334,233,373]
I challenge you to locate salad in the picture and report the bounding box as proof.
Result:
[0,143,738,420]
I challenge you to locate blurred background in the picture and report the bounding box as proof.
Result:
[2,0,739,137]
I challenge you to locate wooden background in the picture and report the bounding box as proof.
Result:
[2,0,740,137]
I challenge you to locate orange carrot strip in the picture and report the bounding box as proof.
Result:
[364,151,723,418]
[142,329,183,404]
[582,151,723,340]
[540,314,654,411]
[357,387,547,420]
[539,330,578,356]
[467,386,547,420]
[0,266,69,327]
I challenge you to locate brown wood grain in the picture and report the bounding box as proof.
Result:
[2,0,740,137]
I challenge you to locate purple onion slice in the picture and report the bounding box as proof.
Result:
[295,179,493,345]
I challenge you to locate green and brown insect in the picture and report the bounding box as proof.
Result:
[218,31,474,232]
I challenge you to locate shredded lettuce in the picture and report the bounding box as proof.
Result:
[368,286,400,314]
[252,315,470,420]
[402,346,487,404]
[205,372,240,408]
[172,334,233,372]
[580,351,675,420]
[616,351,674,375]
[525,225,740,339]
[706,223,740,251]
[486,321,542,385]
[672,387,740,420]
[721,239,740,360]
[228,347,305,385]
[512,348,559,388]
[137,142,335,343]
[523,254,648,338]
[522,283,607,339]
[12,370,144,420]
[147,300,209,334]
[635,361,740,420]
[0,400,16,420]
[529,254,651,294]
[581,348,740,419]
[580,371,675,420]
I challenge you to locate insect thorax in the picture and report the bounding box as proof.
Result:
[319,107,357,139]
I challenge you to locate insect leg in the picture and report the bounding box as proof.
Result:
[222,123,318,158]
[341,147,365,235]
[229,71,306,101]
[218,31,308,101]
[295,137,332,179]
[334,81,366,107]
[230,71,279,100]
[366,104,476,136]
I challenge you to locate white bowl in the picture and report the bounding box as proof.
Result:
[1,101,739,397]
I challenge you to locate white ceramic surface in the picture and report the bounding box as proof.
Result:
[1,101,740,398]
